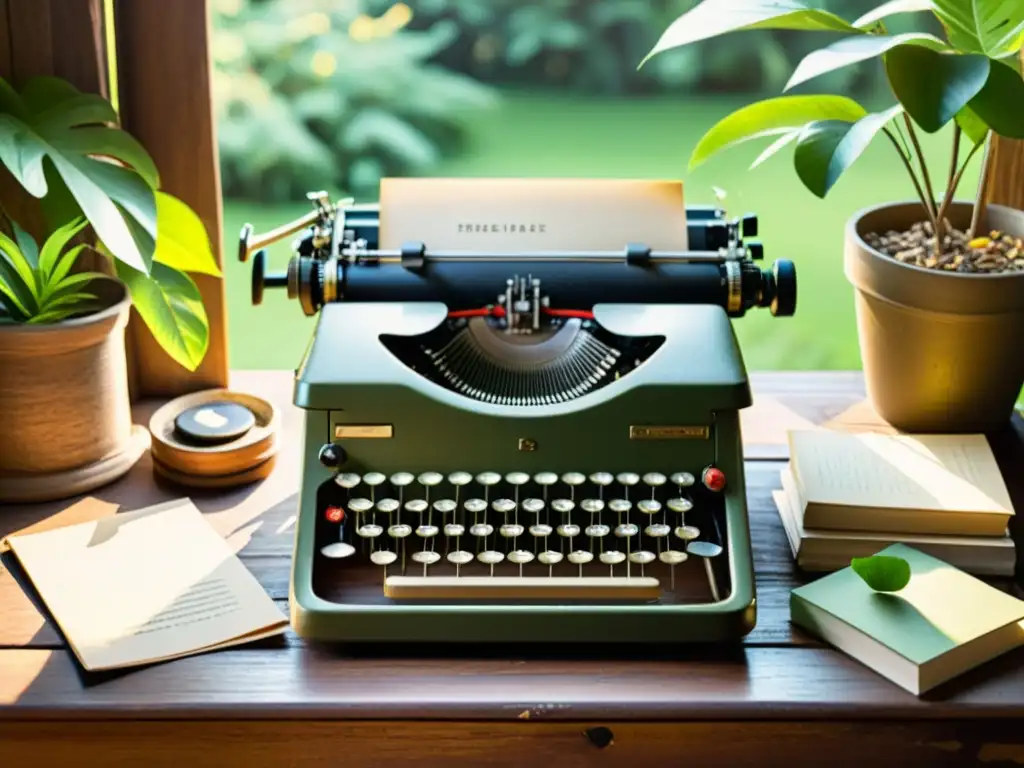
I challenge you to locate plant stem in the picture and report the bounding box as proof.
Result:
[901,113,938,220]
[882,127,936,230]
[933,123,962,252]
[969,132,994,239]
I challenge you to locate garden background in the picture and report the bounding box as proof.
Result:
[211,0,974,371]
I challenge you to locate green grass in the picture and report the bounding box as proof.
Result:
[222,91,977,371]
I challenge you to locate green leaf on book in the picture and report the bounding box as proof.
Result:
[851,555,911,592]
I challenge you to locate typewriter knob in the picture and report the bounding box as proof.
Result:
[318,443,345,469]
[771,259,797,317]
[747,240,764,260]
[742,213,758,238]
[251,249,288,306]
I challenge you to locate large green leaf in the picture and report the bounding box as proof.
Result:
[152,192,222,277]
[793,105,905,197]
[690,95,868,170]
[931,0,1024,56]
[956,105,990,144]
[786,33,948,91]
[967,59,1024,138]
[885,45,991,131]
[0,75,159,273]
[38,216,87,279]
[641,0,862,66]
[854,0,936,28]
[0,230,39,309]
[116,260,209,371]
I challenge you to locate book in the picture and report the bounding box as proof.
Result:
[787,430,1014,536]
[791,544,1024,695]
[773,485,1015,577]
[3,498,288,671]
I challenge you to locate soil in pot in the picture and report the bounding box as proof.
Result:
[865,218,1024,274]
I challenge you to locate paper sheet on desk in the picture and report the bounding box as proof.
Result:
[4,498,287,671]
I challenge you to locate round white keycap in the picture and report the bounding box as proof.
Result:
[470,523,494,537]
[687,540,723,558]
[404,499,428,514]
[464,498,487,514]
[411,551,441,565]
[629,550,656,565]
[615,523,639,538]
[590,472,614,486]
[349,498,373,513]
[643,472,667,487]
[390,472,414,487]
[585,524,610,538]
[444,523,465,537]
[600,551,626,565]
[447,550,474,565]
[522,498,545,514]
[357,524,383,538]
[376,498,400,514]
[370,550,398,566]
[645,523,670,537]
[508,550,535,565]
[551,499,575,514]
[433,499,457,514]
[538,550,564,565]
[448,471,472,486]
[659,550,688,565]
[416,524,439,538]
[388,524,412,538]
[363,472,386,486]
[335,473,361,489]
[500,523,525,538]
[557,523,580,537]
[580,498,605,514]
[320,542,356,559]
[478,550,505,565]
[675,525,701,541]
[534,472,559,486]
[608,499,632,514]
[562,472,586,486]
[568,550,594,565]
[506,471,530,486]
[418,471,443,486]
[616,472,640,486]
[671,472,695,487]
[476,471,501,486]
[530,524,553,537]
[492,498,516,514]
[667,497,693,513]
[638,499,662,515]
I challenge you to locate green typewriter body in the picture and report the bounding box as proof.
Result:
[242,181,796,644]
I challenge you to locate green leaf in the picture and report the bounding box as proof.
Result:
[967,59,1024,139]
[641,0,862,66]
[854,0,936,28]
[37,216,87,278]
[0,230,40,308]
[786,33,948,91]
[0,275,30,320]
[44,244,88,298]
[956,105,990,144]
[9,217,38,268]
[690,95,868,170]
[885,45,990,132]
[46,270,107,302]
[116,260,209,371]
[0,75,159,273]
[851,555,911,592]
[152,192,222,277]
[794,105,905,197]
[931,0,1024,57]
[750,129,801,168]
[32,291,98,321]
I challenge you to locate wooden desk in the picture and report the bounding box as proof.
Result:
[3,371,1024,767]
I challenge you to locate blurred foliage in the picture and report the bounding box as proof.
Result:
[212,0,496,201]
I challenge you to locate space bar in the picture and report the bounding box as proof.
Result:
[384,576,661,600]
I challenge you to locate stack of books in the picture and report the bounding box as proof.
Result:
[775,429,1017,577]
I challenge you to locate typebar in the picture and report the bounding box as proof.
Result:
[383,576,661,600]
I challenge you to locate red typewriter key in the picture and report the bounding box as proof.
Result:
[324,505,345,524]
[702,466,726,492]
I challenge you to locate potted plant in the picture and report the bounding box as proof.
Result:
[642,0,1024,432]
[0,75,220,500]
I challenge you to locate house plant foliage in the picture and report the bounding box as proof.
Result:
[643,0,1024,431]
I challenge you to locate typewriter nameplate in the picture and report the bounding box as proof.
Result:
[335,424,394,439]
[629,426,709,440]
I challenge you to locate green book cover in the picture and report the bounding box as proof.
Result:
[791,543,1024,694]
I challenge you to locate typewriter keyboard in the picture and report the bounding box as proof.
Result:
[313,469,730,604]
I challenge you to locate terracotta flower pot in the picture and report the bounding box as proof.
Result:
[0,278,135,489]
[845,201,1024,433]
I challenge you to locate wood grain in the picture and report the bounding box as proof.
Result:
[2,720,1020,767]
[982,51,1024,213]
[113,0,229,397]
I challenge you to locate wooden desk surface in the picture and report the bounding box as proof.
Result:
[3,370,1024,767]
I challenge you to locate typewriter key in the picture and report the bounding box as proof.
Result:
[411,549,441,576]
[608,499,631,514]
[538,549,563,575]
[470,523,494,537]
[530,523,553,537]
[581,498,605,514]
[568,549,593,576]
[444,523,465,538]
[671,472,695,488]
[675,525,700,542]
[645,523,670,538]
[629,549,656,576]
[551,499,574,515]
[638,499,662,515]
[534,471,558,487]
[687,540,724,602]
[585,524,610,538]
[418,471,442,486]
[335,472,361,489]
[376,498,400,515]
[448,471,472,486]
[478,550,505,576]
[320,542,356,559]
[500,523,525,539]
[416,524,439,538]
[476,471,501,486]
[433,499,457,515]
[363,472,386,487]
[659,549,688,589]
[357,524,383,538]
[615,523,638,537]
[388,524,412,538]
[370,550,397,567]
[557,523,580,538]
[522,498,545,514]
[600,550,626,575]
[505,471,530,486]
[390,472,414,487]
[404,499,428,515]
[616,472,640,487]
[447,549,474,576]
[349,498,373,513]
[492,498,516,515]
[643,472,667,488]
[561,473,586,497]
[508,549,535,576]
[464,498,487,515]
[589,472,614,487]
[667,497,693,514]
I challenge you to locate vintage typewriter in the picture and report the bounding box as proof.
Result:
[240,179,796,644]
